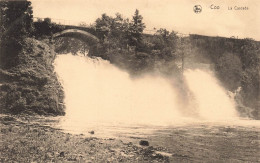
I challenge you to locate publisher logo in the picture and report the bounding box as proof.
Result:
[194,5,202,14]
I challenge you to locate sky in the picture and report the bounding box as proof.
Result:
[31,0,260,40]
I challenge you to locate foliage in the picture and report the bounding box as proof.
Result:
[128,9,146,50]
[0,0,34,68]
[215,52,243,90]
[190,35,260,119]
[0,0,34,39]
[57,10,181,76]
[33,18,65,39]
[54,37,89,55]
[95,13,113,41]
[0,38,65,115]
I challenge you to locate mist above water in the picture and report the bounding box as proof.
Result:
[54,54,238,128]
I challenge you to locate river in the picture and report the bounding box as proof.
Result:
[51,53,260,162]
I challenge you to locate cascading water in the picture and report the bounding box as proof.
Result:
[54,53,239,134]
[183,69,238,120]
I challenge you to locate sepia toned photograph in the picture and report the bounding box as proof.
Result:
[0,0,259,162]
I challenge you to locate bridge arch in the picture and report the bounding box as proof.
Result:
[53,29,99,46]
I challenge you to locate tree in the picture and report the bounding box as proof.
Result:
[215,52,243,90]
[128,9,146,51]
[95,13,113,41]
[239,38,260,69]
[151,28,179,61]
[0,0,34,68]
[1,0,33,39]
[34,17,64,38]
[156,28,169,41]
[94,13,131,55]
[109,13,131,49]
[0,2,6,39]
[110,13,123,37]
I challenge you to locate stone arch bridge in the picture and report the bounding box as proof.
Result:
[51,25,100,56]
[53,28,99,46]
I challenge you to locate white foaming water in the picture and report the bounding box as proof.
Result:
[183,69,238,120]
[54,54,240,134]
[54,54,182,128]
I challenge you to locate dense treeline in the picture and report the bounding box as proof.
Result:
[92,10,183,76]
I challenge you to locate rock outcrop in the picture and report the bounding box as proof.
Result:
[0,38,65,115]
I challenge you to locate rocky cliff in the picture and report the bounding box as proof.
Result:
[0,38,65,115]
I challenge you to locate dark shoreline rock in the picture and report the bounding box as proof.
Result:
[139,140,149,146]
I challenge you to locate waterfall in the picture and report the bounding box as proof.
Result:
[54,54,238,128]
[184,69,238,120]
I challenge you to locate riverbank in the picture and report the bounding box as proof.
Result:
[1,114,260,162]
[0,114,171,162]
[0,38,65,115]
